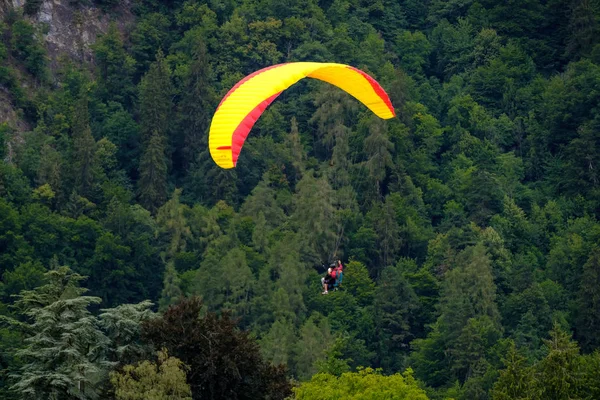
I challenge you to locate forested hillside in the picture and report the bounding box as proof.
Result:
[1,0,600,398]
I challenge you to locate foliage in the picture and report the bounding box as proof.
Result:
[142,297,292,399]
[291,367,429,399]
[110,349,192,400]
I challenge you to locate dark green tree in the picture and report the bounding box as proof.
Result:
[142,297,292,400]
[138,131,168,213]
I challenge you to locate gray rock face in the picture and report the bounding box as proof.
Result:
[31,0,133,68]
[0,1,132,134]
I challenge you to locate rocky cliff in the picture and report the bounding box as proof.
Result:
[0,0,133,135]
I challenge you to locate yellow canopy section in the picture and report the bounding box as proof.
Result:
[209,62,396,169]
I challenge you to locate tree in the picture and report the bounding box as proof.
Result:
[138,50,173,146]
[292,173,336,263]
[93,23,136,107]
[156,188,191,259]
[292,367,429,399]
[178,38,216,171]
[138,131,168,213]
[159,262,183,312]
[71,90,97,198]
[142,297,292,400]
[364,118,394,201]
[537,324,583,399]
[293,314,333,380]
[411,243,501,387]
[490,341,537,400]
[99,300,156,366]
[565,0,600,59]
[575,247,600,351]
[110,349,191,400]
[374,264,420,371]
[9,266,109,399]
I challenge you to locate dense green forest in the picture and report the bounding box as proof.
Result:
[1,0,600,398]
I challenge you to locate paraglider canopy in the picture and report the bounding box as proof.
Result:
[209,62,396,169]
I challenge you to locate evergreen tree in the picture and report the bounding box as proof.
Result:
[159,262,183,312]
[537,324,583,399]
[138,131,168,213]
[490,342,537,400]
[93,23,136,107]
[293,173,336,263]
[364,118,394,202]
[156,188,191,259]
[10,267,109,399]
[71,90,97,198]
[575,247,600,351]
[138,50,173,146]
[374,264,420,371]
[99,300,155,366]
[178,39,216,171]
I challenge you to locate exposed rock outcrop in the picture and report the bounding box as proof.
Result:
[31,0,134,69]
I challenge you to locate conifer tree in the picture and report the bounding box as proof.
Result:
[364,118,394,201]
[71,90,97,197]
[575,247,600,351]
[93,23,136,107]
[293,173,336,263]
[138,131,168,213]
[537,324,583,399]
[179,39,216,171]
[157,188,192,259]
[99,300,156,366]
[138,50,173,146]
[159,262,184,312]
[10,267,109,399]
[375,264,420,370]
[490,342,536,400]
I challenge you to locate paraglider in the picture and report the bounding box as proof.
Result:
[209,62,396,169]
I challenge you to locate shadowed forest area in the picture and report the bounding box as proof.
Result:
[1,0,600,398]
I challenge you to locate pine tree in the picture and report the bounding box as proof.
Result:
[293,173,336,263]
[575,247,600,351]
[566,0,600,59]
[138,50,173,146]
[374,264,420,371]
[364,118,394,202]
[490,341,536,400]
[93,23,136,107]
[10,266,109,399]
[159,262,184,312]
[260,317,296,368]
[37,143,62,196]
[138,131,168,213]
[293,314,333,381]
[179,39,216,171]
[71,90,97,197]
[537,324,583,399]
[156,188,192,259]
[284,117,305,181]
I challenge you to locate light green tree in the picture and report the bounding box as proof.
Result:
[292,367,429,399]
[110,349,191,400]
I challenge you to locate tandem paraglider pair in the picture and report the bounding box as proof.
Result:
[321,259,344,295]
